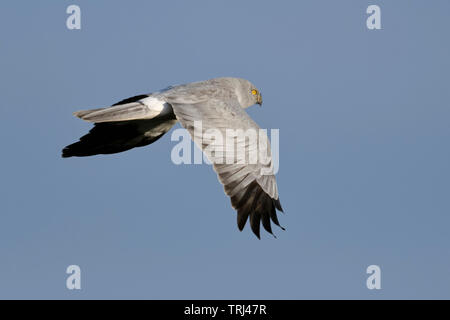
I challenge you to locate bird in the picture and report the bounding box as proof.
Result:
[62,77,284,238]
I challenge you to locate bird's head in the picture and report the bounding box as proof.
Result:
[232,78,263,108]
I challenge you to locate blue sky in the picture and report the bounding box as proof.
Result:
[0,0,449,299]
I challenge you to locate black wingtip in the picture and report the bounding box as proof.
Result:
[60,120,171,159]
[61,149,71,158]
[274,198,284,213]
[233,181,286,239]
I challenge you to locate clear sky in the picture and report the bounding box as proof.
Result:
[0,0,449,299]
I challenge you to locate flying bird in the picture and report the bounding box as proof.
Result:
[62,77,284,238]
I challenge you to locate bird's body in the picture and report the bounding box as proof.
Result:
[63,77,284,238]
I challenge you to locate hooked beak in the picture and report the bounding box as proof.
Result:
[256,93,263,106]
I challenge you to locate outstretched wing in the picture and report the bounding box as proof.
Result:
[62,118,176,157]
[170,98,284,238]
[62,94,177,157]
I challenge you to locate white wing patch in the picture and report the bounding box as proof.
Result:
[139,96,166,114]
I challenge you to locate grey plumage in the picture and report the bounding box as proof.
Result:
[62,77,284,238]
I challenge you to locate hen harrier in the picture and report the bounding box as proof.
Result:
[62,77,284,238]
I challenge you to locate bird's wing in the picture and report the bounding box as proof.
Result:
[62,94,177,157]
[170,98,284,238]
[62,118,177,157]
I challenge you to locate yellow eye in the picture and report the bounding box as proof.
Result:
[251,89,258,95]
